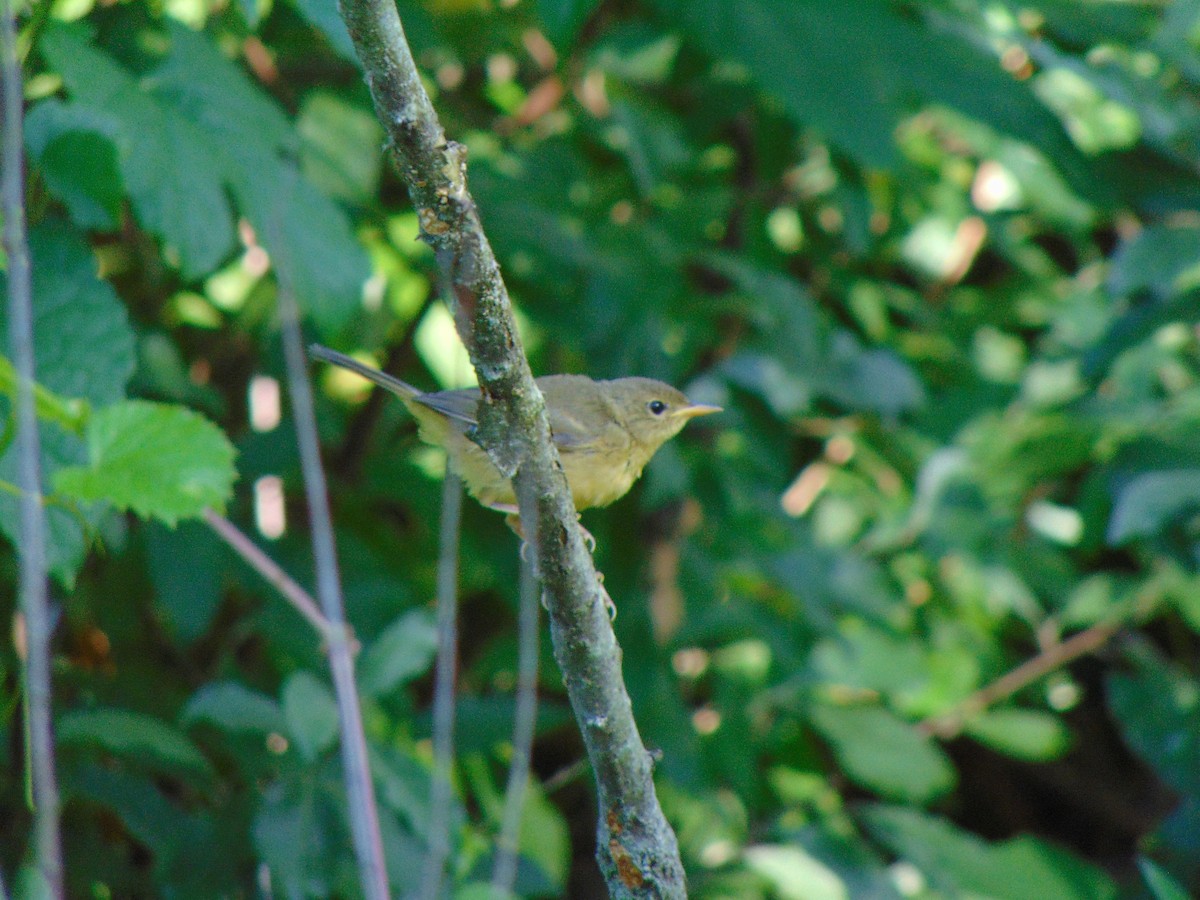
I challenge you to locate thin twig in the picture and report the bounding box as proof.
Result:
[200,508,331,638]
[2,0,64,893]
[273,224,388,896]
[491,546,541,895]
[419,471,463,900]
[919,622,1120,738]
[333,0,685,893]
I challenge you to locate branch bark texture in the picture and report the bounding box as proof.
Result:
[334,1,685,894]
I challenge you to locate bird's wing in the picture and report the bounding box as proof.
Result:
[547,405,600,450]
[414,388,481,432]
[539,375,624,454]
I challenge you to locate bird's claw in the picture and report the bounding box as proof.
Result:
[581,527,596,554]
[598,577,616,621]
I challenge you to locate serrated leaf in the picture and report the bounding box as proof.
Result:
[358,609,438,698]
[54,400,236,526]
[41,25,236,277]
[58,708,213,778]
[809,703,955,804]
[182,681,287,734]
[282,671,339,761]
[964,709,1071,761]
[0,222,134,584]
[42,23,369,330]
[1107,470,1200,543]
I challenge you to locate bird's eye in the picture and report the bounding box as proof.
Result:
[647,400,667,416]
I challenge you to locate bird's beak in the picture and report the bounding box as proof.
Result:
[675,403,723,420]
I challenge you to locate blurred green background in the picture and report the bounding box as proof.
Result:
[3,0,1200,897]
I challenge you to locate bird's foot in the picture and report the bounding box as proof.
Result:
[577,518,597,554]
[598,576,616,621]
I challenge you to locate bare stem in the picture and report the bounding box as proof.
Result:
[201,509,331,638]
[419,471,463,900]
[2,0,64,893]
[274,247,388,897]
[491,548,541,895]
[333,0,685,893]
[919,622,1120,738]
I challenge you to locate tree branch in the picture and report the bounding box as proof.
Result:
[333,1,686,894]
[491,551,540,895]
[201,509,333,640]
[918,622,1120,738]
[2,0,64,892]
[273,218,389,897]
[418,472,462,900]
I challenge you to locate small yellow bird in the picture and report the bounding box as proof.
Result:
[310,344,721,515]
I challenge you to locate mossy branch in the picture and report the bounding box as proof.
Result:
[334,0,686,894]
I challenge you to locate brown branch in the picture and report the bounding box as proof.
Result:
[919,622,1120,738]
[332,0,686,894]
[201,509,332,639]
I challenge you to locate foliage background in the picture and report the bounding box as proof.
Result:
[3,0,1200,897]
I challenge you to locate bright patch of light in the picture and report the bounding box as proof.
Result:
[254,475,286,540]
[249,376,281,432]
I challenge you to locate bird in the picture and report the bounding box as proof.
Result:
[309,344,721,516]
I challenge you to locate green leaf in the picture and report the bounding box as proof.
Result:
[515,778,570,891]
[298,91,384,203]
[254,783,323,899]
[0,222,134,584]
[42,23,369,331]
[1107,643,1200,799]
[41,24,236,278]
[964,709,1071,762]
[742,845,848,900]
[535,0,599,48]
[661,0,1089,183]
[0,354,89,435]
[1109,223,1200,298]
[53,400,237,526]
[146,520,225,640]
[182,681,287,735]
[863,805,1116,899]
[809,703,955,804]
[1107,470,1200,543]
[1139,858,1191,900]
[371,744,440,833]
[58,708,213,778]
[358,609,438,698]
[282,671,339,761]
[25,99,124,230]
[289,0,357,61]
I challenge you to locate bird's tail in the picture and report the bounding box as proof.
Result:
[308,344,421,400]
